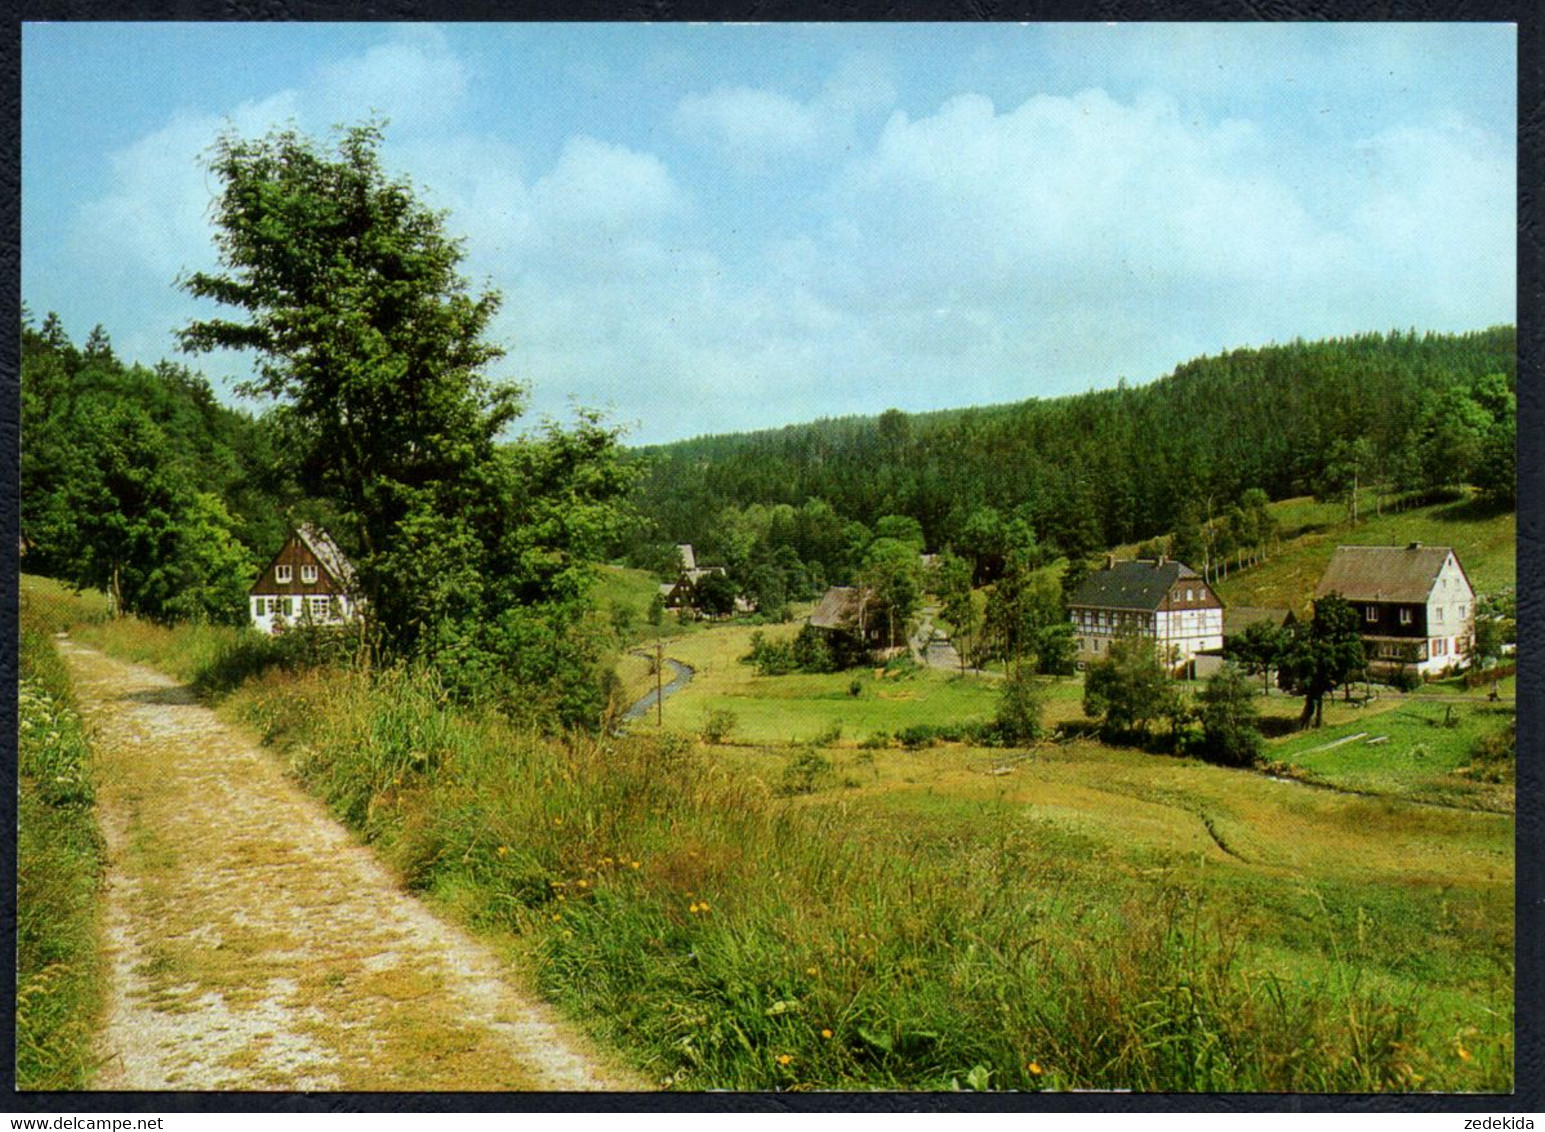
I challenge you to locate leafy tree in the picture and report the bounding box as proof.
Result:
[1317,437,1376,523]
[178,121,520,657]
[1225,618,1286,694]
[1195,664,1264,767]
[994,667,1043,745]
[1082,632,1181,741]
[693,571,739,619]
[1276,595,1366,728]
[934,553,977,674]
[161,493,259,625]
[859,537,923,647]
[873,514,925,551]
[177,122,633,726]
[53,402,186,619]
[1169,505,1205,570]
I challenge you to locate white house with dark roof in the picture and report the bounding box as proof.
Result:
[1068,557,1224,669]
[1314,543,1473,676]
[249,524,359,634]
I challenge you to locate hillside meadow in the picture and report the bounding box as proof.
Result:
[26,566,1515,1093]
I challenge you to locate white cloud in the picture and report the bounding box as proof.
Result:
[671,53,897,170]
[310,25,468,132]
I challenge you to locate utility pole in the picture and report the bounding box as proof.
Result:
[656,639,664,727]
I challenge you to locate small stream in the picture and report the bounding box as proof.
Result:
[620,655,695,723]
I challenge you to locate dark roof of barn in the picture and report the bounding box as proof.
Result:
[808,586,875,630]
[1313,545,1461,603]
[1069,559,1207,612]
[1223,606,1293,637]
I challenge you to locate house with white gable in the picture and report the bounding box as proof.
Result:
[249,524,359,634]
[1068,556,1225,672]
[1314,543,1474,677]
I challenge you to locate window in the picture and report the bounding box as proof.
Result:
[301,564,318,584]
[1399,608,1413,625]
[1365,606,1378,623]
[1458,605,1466,619]
[252,598,264,617]
[275,565,292,583]
[1186,589,1194,601]
[1435,607,1444,624]
[282,597,294,616]
[266,597,280,615]
[310,597,330,619]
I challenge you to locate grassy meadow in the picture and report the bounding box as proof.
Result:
[26,555,1515,1092]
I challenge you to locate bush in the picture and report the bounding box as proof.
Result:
[1387,666,1424,693]
[701,709,737,745]
[993,669,1043,746]
[779,747,834,795]
[1195,665,1265,768]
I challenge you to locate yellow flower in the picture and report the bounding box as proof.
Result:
[631,860,642,869]
[777,1054,793,1066]
[699,900,711,912]
[1458,1045,1472,1062]
[689,902,701,914]
[1028,1062,1043,1076]
[821,1029,833,1040]
[497,845,508,857]
[577,879,589,888]
[551,913,562,921]
[553,817,563,826]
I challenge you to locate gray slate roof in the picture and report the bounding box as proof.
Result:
[1069,559,1207,612]
[808,586,875,630]
[1314,544,1462,603]
[294,523,357,590]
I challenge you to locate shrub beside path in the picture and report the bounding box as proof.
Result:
[61,639,637,1092]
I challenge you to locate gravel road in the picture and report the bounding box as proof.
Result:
[61,639,637,1092]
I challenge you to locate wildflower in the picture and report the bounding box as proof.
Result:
[497,845,509,857]
[689,902,701,914]
[777,1055,793,1066]
[699,900,710,911]
[1458,1045,1472,1062]
[631,860,641,869]
[577,879,589,888]
[821,1029,833,1040]
[553,817,563,827]
[806,966,818,976]
[1028,1062,1043,1076]
[551,913,562,922]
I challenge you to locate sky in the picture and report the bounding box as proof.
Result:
[22,22,1517,445]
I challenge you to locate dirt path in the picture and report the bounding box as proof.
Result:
[61,640,638,1092]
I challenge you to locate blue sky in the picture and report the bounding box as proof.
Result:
[23,22,1516,444]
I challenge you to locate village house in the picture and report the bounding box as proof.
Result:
[249,523,359,635]
[1068,556,1224,672]
[807,585,890,655]
[1314,544,1474,677]
[659,543,731,610]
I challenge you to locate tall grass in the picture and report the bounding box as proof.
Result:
[222,662,1507,1092]
[26,577,1510,1091]
[17,590,107,1089]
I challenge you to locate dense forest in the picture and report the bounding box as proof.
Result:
[623,327,1516,595]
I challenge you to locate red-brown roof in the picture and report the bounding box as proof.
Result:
[1313,545,1463,603]
[808,586,876,630]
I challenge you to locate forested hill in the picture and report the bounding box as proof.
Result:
[625,328,1515,576]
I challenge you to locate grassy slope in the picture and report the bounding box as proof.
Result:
[1208,495,1516,613]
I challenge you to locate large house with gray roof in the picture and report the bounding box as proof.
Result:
[1313,543,1473,677]
[1068,557,1224,670]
